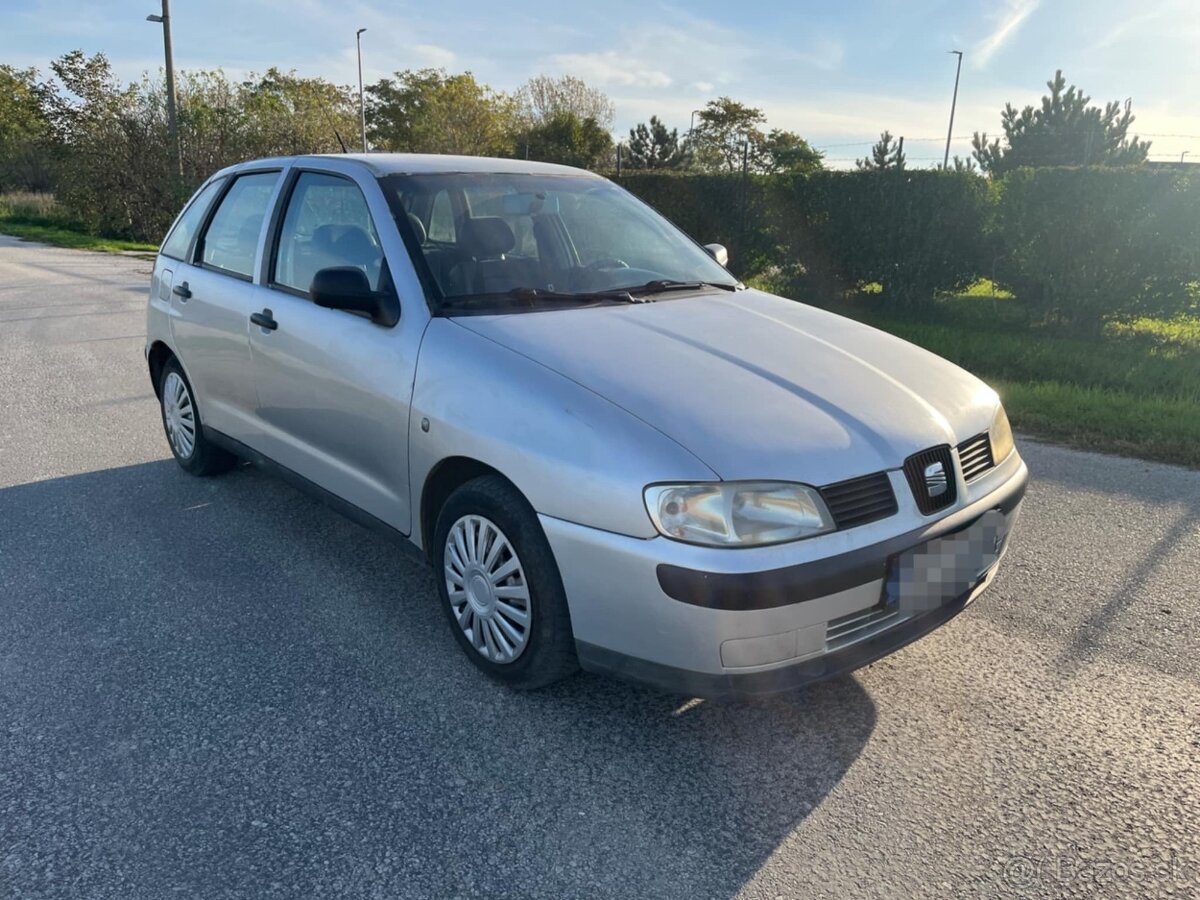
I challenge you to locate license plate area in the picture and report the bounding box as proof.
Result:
[884,508,1010,614]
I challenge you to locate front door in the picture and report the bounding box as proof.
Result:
[246,169,415,534]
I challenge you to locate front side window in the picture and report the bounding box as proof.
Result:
[160,177,224,261]
[273,171,384,294]
[381,173,737,313]
[199,171,280,279]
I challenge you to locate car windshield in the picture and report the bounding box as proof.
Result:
[379,172,739,312]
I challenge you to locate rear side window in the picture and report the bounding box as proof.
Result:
[160,178,224,261]
[199,171,281,279]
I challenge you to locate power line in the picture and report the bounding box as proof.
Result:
[815,131,1200,152]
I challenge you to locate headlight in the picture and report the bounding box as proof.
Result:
[643,482,834,547]
[990,405,1015,463]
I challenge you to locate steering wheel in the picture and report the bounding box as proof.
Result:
[585,258,629,270]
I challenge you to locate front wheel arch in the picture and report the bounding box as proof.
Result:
[420,456,521,559]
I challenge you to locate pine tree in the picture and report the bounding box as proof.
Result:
[627,115,687,169]
[972,70,1150,174]
[857,131,905,170]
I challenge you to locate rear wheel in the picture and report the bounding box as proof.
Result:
[158,358,237,476]
[433,475,578,689]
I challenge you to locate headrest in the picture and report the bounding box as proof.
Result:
[333,225,377,264]
[460,216,514,258]
[312,223,347,252]
[406,212,427,244]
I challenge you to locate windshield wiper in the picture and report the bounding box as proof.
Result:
[627,279,741,295]
[504,287,651,304]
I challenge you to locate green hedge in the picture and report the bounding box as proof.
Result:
[990,168,1200,327]
[617,167,1200,326]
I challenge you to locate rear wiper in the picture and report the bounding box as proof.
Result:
[627,279,741,295]
[505,287,651,304]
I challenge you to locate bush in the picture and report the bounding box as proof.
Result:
[991,167,1200,328]
[795,170,989,306]
[621,166,1199,325]
[620,169,990,303]
[615,172,780,278]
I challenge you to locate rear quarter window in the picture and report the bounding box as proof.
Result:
[160,178,226,261]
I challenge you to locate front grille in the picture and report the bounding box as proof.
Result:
[957,433,995,482]
[903,445,958,515]
[820,472,899,530]
[825,601,904,650]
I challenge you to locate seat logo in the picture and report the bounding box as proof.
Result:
[923,461,948,498]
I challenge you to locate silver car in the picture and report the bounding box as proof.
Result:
[145,154,1028,698]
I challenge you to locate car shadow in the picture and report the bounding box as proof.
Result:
[1012,441,1200,668]
[0,459,876,899]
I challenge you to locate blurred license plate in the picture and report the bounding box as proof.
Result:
[888,509,1010,613]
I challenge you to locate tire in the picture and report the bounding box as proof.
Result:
[158,357,238,476]
[433,475,578,689]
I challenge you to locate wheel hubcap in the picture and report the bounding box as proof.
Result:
[162,372,196,459]
[444,515,531,664]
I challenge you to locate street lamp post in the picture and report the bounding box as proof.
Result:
[356,28,368,152]
[943,50,963,169]
[146,0,182,182]
[1183,151,1191,164]
[689,108,701,135]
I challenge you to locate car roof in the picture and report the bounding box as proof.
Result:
[214,153,603,180]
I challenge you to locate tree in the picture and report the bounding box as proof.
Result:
[689,97,767,173]
[857,130,906,170]
[761,129,823,174]
[236,69,357,159]
[0,65,55,191]
[522,111,612,169]
[367,69,519,156]
[516,74,614,131]
[626,115,687,169]
[40,51,160,237]
[972,70,1150,174]
[687,98,821,175]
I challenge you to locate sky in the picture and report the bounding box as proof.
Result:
[4,0,1198,168]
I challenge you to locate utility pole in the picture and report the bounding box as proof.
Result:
[943,50,963,169]
[356,28,368,152]
[146,0,182,183]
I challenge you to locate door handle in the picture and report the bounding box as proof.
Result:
[250,309,278,331]
[172,281,191,300]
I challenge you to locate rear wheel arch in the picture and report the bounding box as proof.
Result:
[147,341,176,399]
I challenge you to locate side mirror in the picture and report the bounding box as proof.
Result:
[309,266,399,327]
[704,243,730,267]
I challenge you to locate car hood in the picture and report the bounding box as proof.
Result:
[452,289,999,484]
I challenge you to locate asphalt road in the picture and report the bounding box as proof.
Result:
[1,235,1197,900]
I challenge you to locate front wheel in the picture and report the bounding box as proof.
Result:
[158,358,237,476]
[433,475,578,689]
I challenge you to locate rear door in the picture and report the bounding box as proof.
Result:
[169,169,282,439]
[246,167,419,534]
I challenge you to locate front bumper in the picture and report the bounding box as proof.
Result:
[577,566,998,699]
[541,454,1028,699]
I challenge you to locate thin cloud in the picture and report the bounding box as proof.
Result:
[973,0,1039,68]
[548,51,672,88]
[411,44,456,68]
